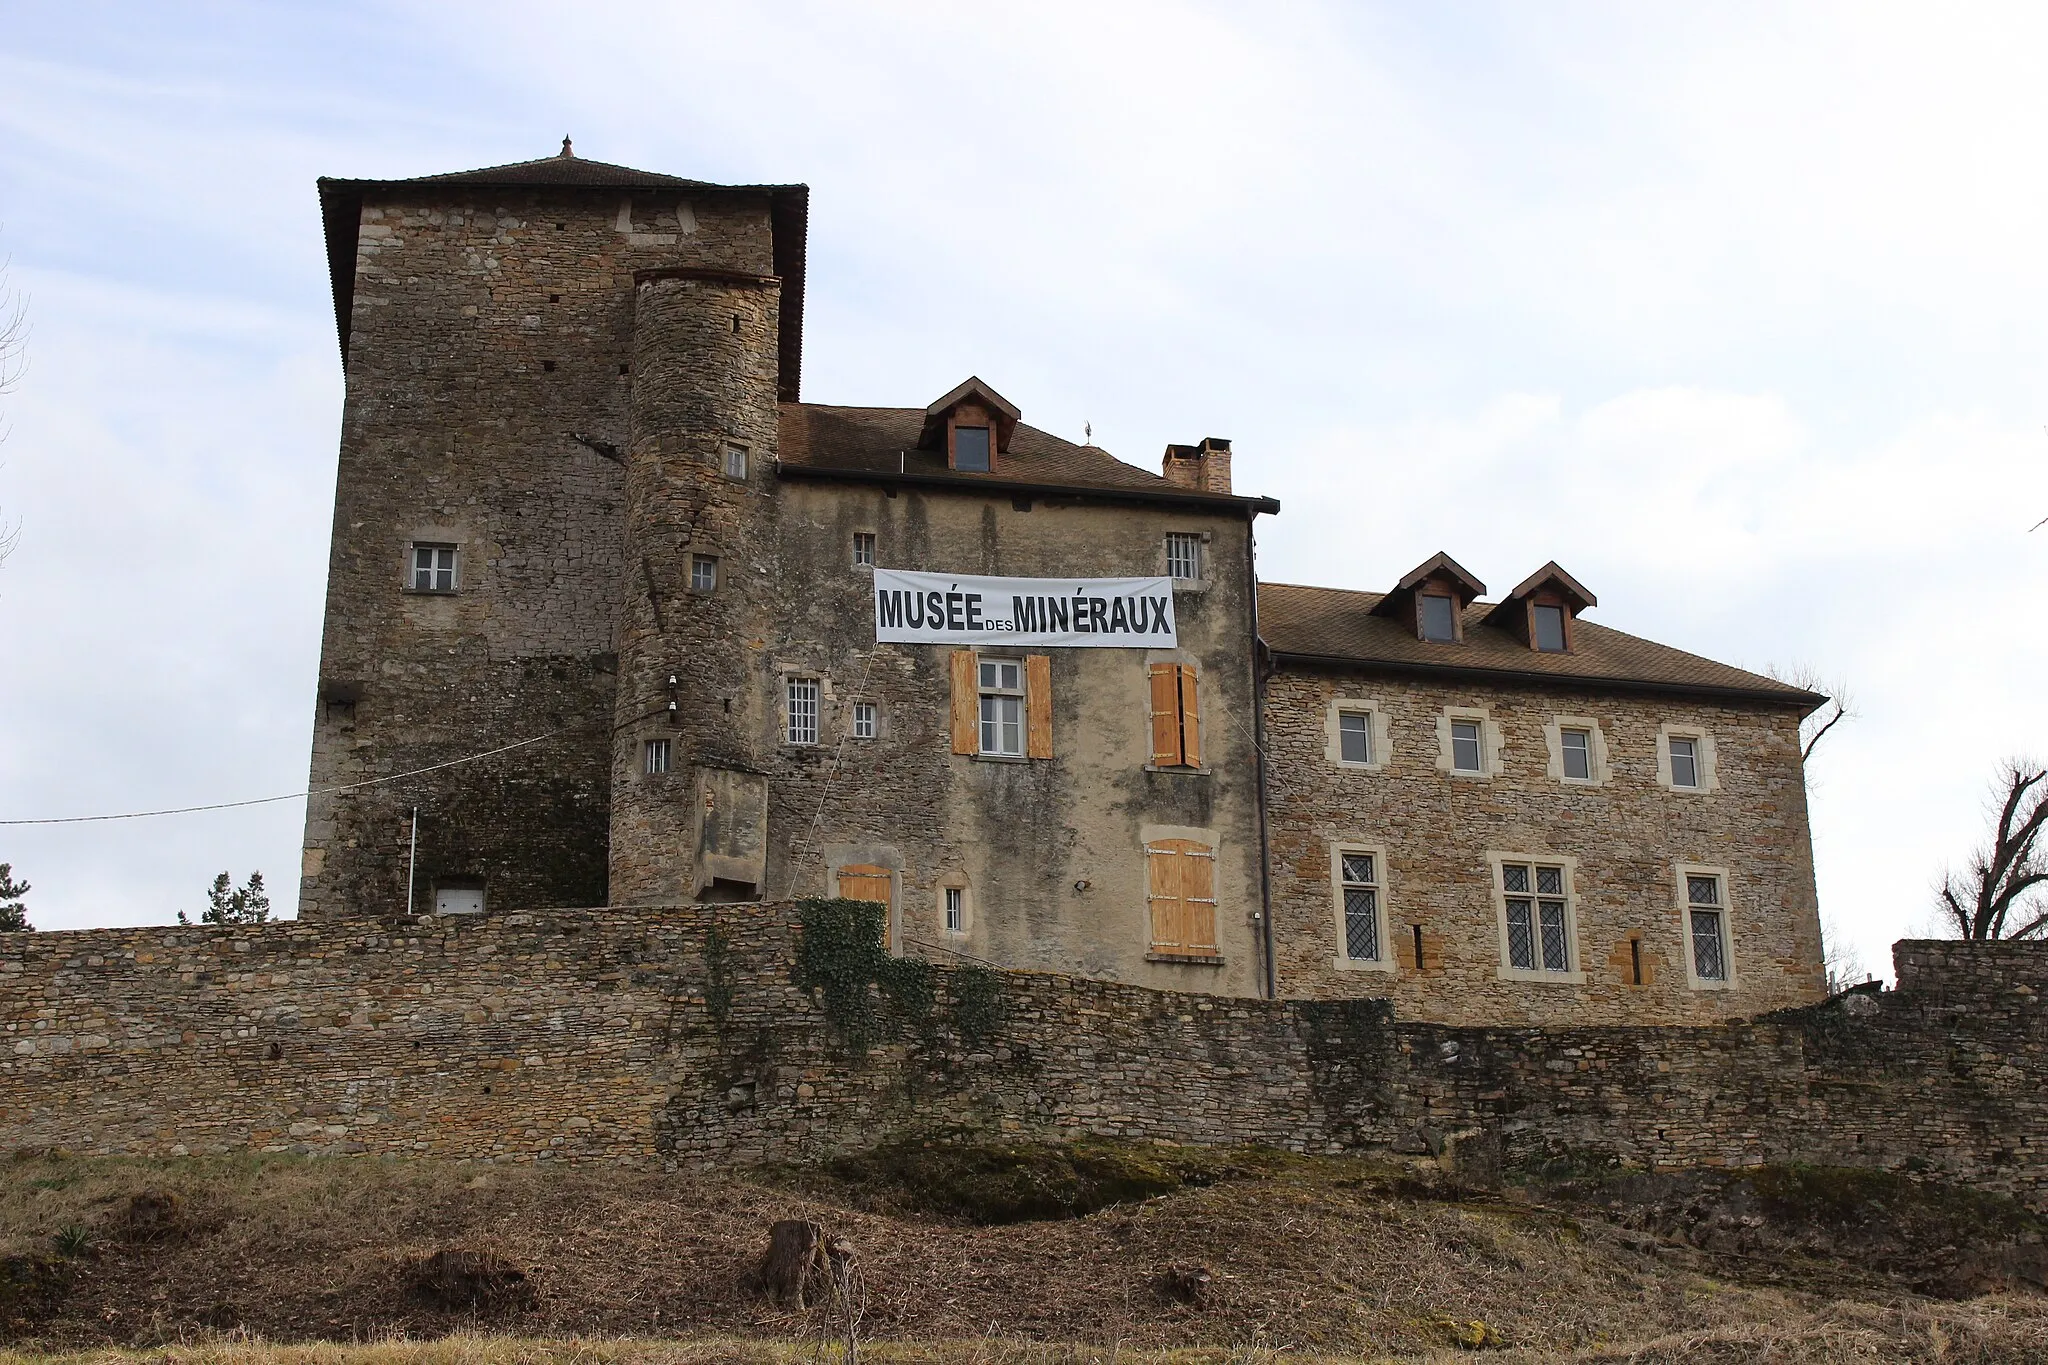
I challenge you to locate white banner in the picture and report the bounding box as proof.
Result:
[873,568,1177,648]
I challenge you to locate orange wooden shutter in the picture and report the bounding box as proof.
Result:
[1146,839,1217,956]
[1176,664,1201,768]
[1146,842,1184,951]
[836,864,894,948]
[1025,654,1054,758]
[1148,663,1182,767]
[949,650,978,755]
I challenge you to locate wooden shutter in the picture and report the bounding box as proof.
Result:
[1025,654,1054,758]
[949,650,978,755]
[1148,663,1183,767]
[1176,664,1201,768]
[836,864,894,949]
[1145,838,1218,956]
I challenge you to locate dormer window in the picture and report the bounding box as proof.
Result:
[918,376,1022,474]
[953,425,991,473]
[1419,594,1457,642]
[1372,552,1486,645]
[1485,561,1596,654]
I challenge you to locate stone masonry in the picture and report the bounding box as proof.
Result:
[2,908,2041,1210]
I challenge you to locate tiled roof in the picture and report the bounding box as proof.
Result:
[1259,581,1822,706]
[778,404,1278,509]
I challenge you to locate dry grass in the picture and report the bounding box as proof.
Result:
[1,1153,2044,1361]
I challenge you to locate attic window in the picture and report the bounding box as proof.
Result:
[1419,594,1457,642]
[1533,604,1568,652]
[954,426,991,473]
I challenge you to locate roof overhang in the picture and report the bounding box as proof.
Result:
[776,461,1281,515]
[1261,645,1828,713]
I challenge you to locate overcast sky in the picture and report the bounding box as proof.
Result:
[2,2,2044,977]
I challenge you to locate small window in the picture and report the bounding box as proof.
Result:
[1560,728,1592,781]
[852,702,878,739]
[1687,873,1730,982]
[324,698,357,728]
[1166,533,1202,582]
[723,443,749,480]
[1419,593,1457,642]
[1501,861,1573,974]
[786,677,820,746]
[1669,737,1700,789]
[1339,852,1382,963]
[1533,603,1568,652]
[1145,838,1219,957]
[954,425,991,472]
[1450,721,1483,773]
[1147,662,1203,768]
[690,555,718,592]
[978,658,1024,756]
[644,739,670,775]
[1338,711,1372,765]
[410,543,457,592]
[852,532,876,567]
[944,886,966,935]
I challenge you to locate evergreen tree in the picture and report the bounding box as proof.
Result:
[0,863,29,932]
[178,871,270,927]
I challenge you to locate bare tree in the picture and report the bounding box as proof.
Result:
[1937,760,2048,941]
[1765,663,1854,764]
[1820,914,1867,995]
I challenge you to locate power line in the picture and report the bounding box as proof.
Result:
[0,726,583,827]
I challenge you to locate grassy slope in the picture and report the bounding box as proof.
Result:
[0,1151,2044,1363]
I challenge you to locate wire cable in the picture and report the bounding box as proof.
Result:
[0,725,587,826]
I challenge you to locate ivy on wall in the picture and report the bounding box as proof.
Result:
[793,897,1004,1054]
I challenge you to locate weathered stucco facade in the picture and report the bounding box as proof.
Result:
[299,145,1827,1023]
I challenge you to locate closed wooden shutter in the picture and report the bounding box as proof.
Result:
[836,863,894,949]
[1176,664,1201,768]
[949,650,978,755]
[1148,663,1183,767]
[1025,654,1054,758]
[1145,839,1218,956]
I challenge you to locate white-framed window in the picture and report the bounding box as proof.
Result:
[1491,854,1582,982]
[1165,532,1202,582]
[410,543,457,593]
[852,532,876,567]
[1657,725,1718,792]
[1324,698,1389,770]
[1328,844,1392,971]
[978,657,1025,757]
[852,702,878,739]
[690,555,718,592]
[786,677,820,746]
[644,738,670,775]
[943,885,968,935]
[1544,716,1609,786]
[1437,707,1500,778]
[723,443,749,480]
[1678,865,1736,989]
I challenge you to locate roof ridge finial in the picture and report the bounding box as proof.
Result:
[560,135,575,159]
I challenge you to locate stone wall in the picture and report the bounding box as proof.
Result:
[3,908,2039,1208]
[1262,666,1824,1025]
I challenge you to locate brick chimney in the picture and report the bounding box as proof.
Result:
[1160,436,1232,494]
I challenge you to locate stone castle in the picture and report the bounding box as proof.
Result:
[301,142,1827,1028]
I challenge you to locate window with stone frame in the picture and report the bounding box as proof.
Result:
[1338,850,1384,963]
[1683,869,1734,985]
[852,701,878,739]
[1499,859,1575,975]
[644,738,670,775]
[1165,532,1202,582]
[1451,721,1483,772]
[723,443,749,480]
[690,554,718,592]
[1339,711,1373,765]
[1560,727,1593,780]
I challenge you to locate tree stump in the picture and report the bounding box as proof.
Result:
[759,1219,828,1309]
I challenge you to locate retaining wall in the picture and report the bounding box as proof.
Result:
[1,908,2041,1205]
